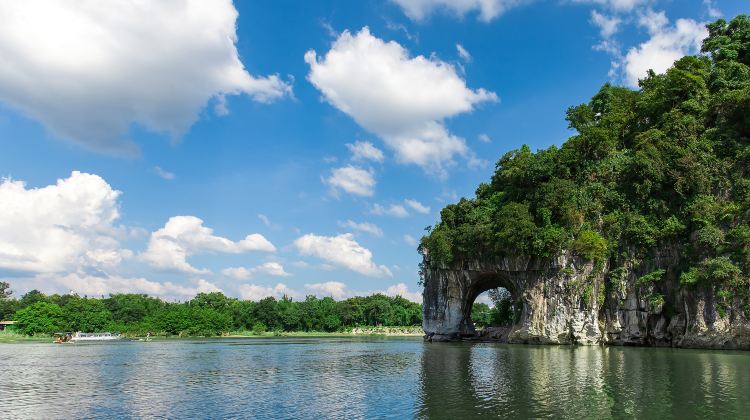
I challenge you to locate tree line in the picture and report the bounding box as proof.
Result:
[0,281,423,336]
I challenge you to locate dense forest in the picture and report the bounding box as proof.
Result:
[0,281,423,336]
[420,16,750,313]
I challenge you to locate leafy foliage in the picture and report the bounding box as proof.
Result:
[14,302,64,335]
[637,270,666,287]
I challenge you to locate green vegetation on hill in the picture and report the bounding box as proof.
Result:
[420,16,750,308]
[0,281,421,337]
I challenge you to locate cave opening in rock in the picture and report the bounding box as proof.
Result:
[461,271,520,336]
[471,287,516,331]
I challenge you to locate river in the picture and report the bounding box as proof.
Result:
[1,337,749,419]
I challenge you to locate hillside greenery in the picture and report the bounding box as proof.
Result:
[0,281,422,336]
[420,16,750,308]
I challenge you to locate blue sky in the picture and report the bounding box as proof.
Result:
[0,0,746,301]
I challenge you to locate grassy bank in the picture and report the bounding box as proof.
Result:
[0,330,51,343]
[223,326,424,338]
[0,326,424,343]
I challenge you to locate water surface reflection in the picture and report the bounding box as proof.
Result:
[1,338,749,419]
[418,342,750,418]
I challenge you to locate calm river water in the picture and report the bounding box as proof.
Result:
[1,337,749,419]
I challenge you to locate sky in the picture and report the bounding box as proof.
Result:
[0,0,746,303]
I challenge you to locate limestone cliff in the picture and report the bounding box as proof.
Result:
[422,250,750,349]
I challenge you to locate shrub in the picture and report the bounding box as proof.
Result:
[572,229,609,262]
[637,269,666,287]
[680,257,744,288]
[648,293,665,308]
[252,322,267,335]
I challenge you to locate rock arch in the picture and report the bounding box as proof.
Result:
[421,254,604,343]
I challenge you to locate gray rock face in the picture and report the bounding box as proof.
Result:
[422,250,750,349]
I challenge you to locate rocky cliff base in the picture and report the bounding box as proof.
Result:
[421,252,750,350]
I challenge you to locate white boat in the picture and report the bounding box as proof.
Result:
[70,332,121,342]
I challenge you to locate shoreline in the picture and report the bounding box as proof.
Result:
[0,326,425,343]
[224,326,424,338]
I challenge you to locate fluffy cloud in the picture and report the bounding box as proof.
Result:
[38,273,221,301]
[404,199,431,214]
[623,14,707,87]
[306,27,496,174]
[338,220,384,237]
[223,262,290,280]
[238,282,298,301]
[346,141,385,163]
[0,171,129,274]
[221,266,254,280]
[0,0,291,153]
[256,262,290,277]
[294,233,392,277]
[304,281,349,300]
[478,133,491,143]
[638,8,668,34]
[141,216,276,274]
[591,11,621,38]
[391,0,527,22]
[385,283,423,302]
[324,165,376,197]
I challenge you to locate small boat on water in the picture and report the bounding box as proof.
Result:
[54,332,121,343]
[71,332,121,342]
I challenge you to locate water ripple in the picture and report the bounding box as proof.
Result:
[0,339,749,419]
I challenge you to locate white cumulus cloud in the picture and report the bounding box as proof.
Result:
[324,165,376,197]
[239,282,298,301]
[591,11,621,38]
[622,14,707,87]
[39,273,221,301]
[385,283,423,303]
[304,281,349,300]
[256,262,291,277]
[294,233,392,277]
[0,171,130,274]
[0,0,291,153]
[221,266,254,280]
[346,141,385,163]
[391,0,528,22]
[305,27,496,175]
[141,216,276,274]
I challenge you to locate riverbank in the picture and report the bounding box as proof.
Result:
[0,326,424,343]
[223,326,423,338]
[0,330,50,343]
